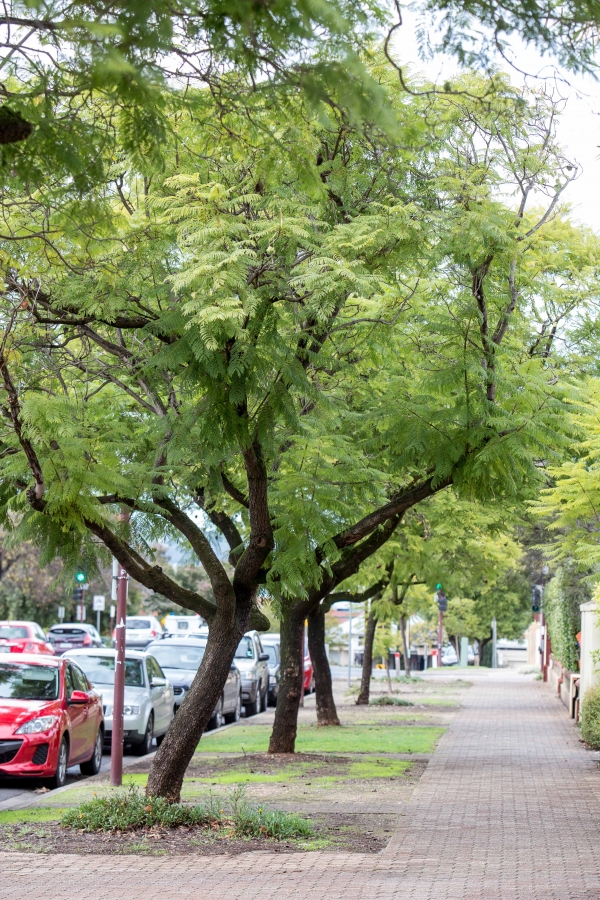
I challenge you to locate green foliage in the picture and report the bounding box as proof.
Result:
[61,784,311,839]
[370,696,414,706]
[581,685,600,749]
[543,567,588,671]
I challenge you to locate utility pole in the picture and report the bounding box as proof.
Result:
[491,617,497,669]
[347,601,353,687]
[110,558,128,787]
[435,584,447,668]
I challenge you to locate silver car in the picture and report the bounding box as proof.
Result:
[146,639,242,727]
[63,649,174,755]
[234,631,270,716]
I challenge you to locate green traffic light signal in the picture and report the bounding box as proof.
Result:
[436,583,443,591]
[75,570,86,583]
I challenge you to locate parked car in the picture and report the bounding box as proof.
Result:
[63,649,174,755]
[234,631,270,716]
[112,615,163,650]
[163,615,207,637]
[303,652,315,694]
[442,644,459,666]
[47,623,103,655]
[259,635,280,706]
[0,653,104,788]
[0,621,53,656]
[146,639,241,727]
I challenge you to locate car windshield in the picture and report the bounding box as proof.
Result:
[149,645,205,670]
[0,625,29,640]
[70,655,144,687]
[262,646,278,664]
[126,619,152,630]
[235,637,255,660]
[0,663,58,700]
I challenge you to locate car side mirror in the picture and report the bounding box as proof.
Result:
[151,676,167,687]
[259,653,270,662]
[68,690,89,705]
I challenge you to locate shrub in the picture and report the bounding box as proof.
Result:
[370,696,414,706]
[581,685,600,749]
[61,784,312,840]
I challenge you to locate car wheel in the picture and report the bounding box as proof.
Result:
[80,728,103,776]
[224,691,241,724]
[155,733,166,747]
[260,685,268,712]
[133,714,153,756]
[310,674,315,694]
[46,736,68,790]
[244,693,259,717]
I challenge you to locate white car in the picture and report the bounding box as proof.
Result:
[442,644,459,666]
[163,615,207,637]
[62,649,174,755]
[113,615,164,650]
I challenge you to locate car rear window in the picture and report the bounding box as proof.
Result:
[50,627,85,636]
[126,619,152,630]
[0,626,29,640]
[0,663,58,700]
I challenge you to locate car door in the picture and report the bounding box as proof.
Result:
[71,662,97,750]
[64,664,88,762]
[146,656,169,733]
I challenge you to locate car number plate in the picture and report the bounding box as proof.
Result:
[0,645,11,653]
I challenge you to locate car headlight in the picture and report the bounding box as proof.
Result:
[123,705,140,715]
[15,715,58,734]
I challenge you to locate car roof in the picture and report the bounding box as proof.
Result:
[146,640,203,648]
[0,653,61,666]
[0,621,37,627]
[261,634,280,642]
[63,648,147,659]
[50,623,93,629]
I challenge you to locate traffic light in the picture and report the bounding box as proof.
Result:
[436,591,448,612]
[436,583,443,591]
[75,569,86,584]
[73,586,84,602]
[532,585,542,612]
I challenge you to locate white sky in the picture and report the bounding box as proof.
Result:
[394,12,600,231]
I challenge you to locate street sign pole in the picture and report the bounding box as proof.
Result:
[437,607,443,668]
[347,602,352,687]
[110,560,128,787]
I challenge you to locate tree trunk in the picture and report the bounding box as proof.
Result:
[356,606,376,705]
[400,614,411,678]
[308,604,341,726]
[146,604,248,801]
[268,604,305,753]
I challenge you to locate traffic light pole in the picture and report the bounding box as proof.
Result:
[437,608,443,668]
[110,561,128,787]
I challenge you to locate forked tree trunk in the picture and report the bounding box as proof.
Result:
[146,603,249,801]
[308,604,341,726]
[268,604,305,753]
[400,615,411,678]
[356,606,376,705]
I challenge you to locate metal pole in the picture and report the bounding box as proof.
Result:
[96,609,101,636]
[491,617,497,669]
[437,608,443,668]
[110,561,128,787]
[347,602,352,687]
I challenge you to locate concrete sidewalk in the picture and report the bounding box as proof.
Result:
[3,671,600,899]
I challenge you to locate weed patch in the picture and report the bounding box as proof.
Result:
[61,784,311,841]
[370,696,414,706]
[200,724,443,754]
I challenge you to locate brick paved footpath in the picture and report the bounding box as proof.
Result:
[3,671,600,900]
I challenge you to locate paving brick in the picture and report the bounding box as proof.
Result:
[2,672,599,899]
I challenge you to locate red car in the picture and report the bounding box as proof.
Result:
[0,621,53,655]
[303,653,314,694]
[0,654,104,788]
